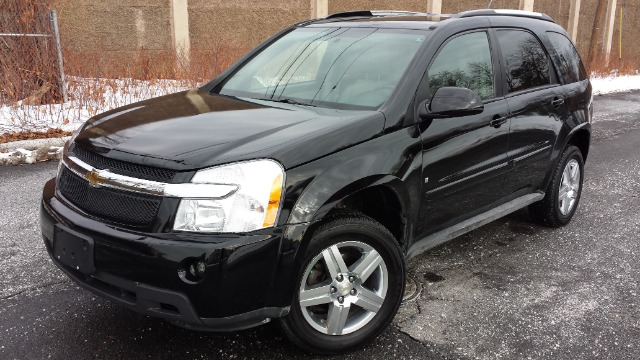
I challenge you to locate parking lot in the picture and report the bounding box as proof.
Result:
[1,91,639,359]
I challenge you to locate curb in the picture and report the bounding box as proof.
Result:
[0,136,70,151]
[0,136,70,166]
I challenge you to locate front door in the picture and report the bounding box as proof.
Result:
[416,30,511,236]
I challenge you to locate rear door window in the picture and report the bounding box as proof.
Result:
[546,31,588,83]
[496,30,551,93]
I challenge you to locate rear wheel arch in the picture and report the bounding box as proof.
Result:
[542,124,590,192]
[566,127,591,163]
[530,145,584,227]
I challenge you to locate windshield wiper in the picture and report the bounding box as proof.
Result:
[257,97,322,107]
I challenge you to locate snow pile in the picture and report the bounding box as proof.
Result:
[1,77,194,134]
[0,146,63,165]
[591,73,640,95]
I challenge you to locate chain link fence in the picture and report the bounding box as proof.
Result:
[0,6,66,106]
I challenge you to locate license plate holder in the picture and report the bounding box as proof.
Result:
[53,225,95,275]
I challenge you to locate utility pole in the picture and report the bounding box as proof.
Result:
[587,0,607,70]
[310,0,328,19]
[603,0,618,63]
[567,0,582,43]
[519,0,535,12]
[427,0,442,14]
[170,0,190,70]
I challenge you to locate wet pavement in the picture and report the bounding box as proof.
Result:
[1,91,639,359]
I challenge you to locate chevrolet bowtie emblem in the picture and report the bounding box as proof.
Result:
[85,169,104,187]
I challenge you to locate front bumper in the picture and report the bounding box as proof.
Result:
[40,177,302,331]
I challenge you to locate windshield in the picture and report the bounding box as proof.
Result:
[218,27,427,110]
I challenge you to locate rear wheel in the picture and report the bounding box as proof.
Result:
[279,214,404,354]
[530,145,584,227]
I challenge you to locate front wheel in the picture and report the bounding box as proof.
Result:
[530,145,584,227]
[279,214,405,354]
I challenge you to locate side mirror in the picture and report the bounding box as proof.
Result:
[418,87,484,120]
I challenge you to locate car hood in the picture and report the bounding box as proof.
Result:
[74,89,385,171]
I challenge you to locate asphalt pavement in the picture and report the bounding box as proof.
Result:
[1,91,639,359]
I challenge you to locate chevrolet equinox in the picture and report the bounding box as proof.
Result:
[41,9,592,354]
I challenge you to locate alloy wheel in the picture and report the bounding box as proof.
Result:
[558,159,581,215]
[298,241,388,335]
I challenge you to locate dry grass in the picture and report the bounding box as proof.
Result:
[588,54,639,77]
[0,128,71,144]
[2,39,247,133]
[0,0,62,105]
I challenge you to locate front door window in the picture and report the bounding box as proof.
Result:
[428,31,495,100]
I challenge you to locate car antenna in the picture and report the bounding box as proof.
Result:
[487,0,493,8]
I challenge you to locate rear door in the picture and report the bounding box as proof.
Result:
[545,31,591,125]
[416,30,511,236]
[495,28,564,195]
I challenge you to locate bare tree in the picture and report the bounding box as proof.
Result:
[587,0,608,71]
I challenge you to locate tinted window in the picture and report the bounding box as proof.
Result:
[497,30,550,93]
[428,32,494,100]
[220,28,426,110]
[547,32,587,83]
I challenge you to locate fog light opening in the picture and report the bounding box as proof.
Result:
[179,258,207,284]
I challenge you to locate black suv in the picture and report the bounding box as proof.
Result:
[41,9,592,354]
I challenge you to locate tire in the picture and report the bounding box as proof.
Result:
[530,145,584,227]
[279,213,405,354]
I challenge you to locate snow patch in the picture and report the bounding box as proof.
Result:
[1,77,193,135]
[591,73,640,95]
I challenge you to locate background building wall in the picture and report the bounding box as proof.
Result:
[440,0,520,13]
[329,0,428,13]
[188,0,309,49]
[52,0,172,66]
[50,0,639,76]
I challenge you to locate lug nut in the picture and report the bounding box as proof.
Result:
[338,296,344,303]
[350,289,356,295]
[196,261,206,275]
[349,276,355,282]
[337,275,343,282]
[330,286,337,294]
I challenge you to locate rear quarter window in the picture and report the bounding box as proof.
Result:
[546,31,588,83]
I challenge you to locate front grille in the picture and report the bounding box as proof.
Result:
[57,167,161,227]
[73,145,175,183]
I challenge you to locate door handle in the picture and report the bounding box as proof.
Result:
[551,97,565,108]
[490,115,508,128]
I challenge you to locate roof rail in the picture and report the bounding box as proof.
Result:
[454,9,555,22]
[370,10,429,17]
[325,10,429,19]
[325,10,373,19]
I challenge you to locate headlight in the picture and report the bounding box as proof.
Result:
[173,159,284,233]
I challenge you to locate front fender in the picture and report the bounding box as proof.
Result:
[282,128,422,226]
[267,128,423,309]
